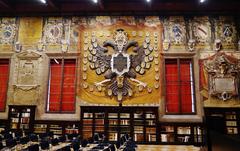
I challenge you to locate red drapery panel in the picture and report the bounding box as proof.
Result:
[165,59,179,113]
[49,59,62,112]
[62,59,76,112]
[48,59,76,112]
[0,59,9,112]
[180,60,192,113]
[199,60,207,90]
[165,59,194,114]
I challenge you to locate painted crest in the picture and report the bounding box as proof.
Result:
[222,24,234,43]
[43,20,63,44]
[0,23,16,44]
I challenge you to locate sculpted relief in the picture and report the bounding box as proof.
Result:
[10,49,43,105]
[204,52,240,101]
[79,16,162,106]
[87,29,156,103]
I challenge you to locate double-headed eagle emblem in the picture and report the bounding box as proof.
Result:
[88,29,155,103]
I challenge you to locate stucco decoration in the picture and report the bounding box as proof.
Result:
[190,16,212,51]
[214,16,237,50]
[204,52,240,101]
[43,20,63,44]
[163,16,186,50]
[11,49,43,105]
[0,18,18,52]
[0,18,17,44]
[167,17,186,45]
[192,17,212,45]
[188,39,196,52]
[71,17,81,44]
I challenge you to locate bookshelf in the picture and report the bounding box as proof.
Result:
[119,113,131,139]
[0,119,8,133]
[176,126,191,143]
[159,123,203,145]
[133,111,144,142]
[194,126,204,145]
[65,124,79,135]
[145,111,157,143]
[108,113,118,141]
[160,125,175,143]
[82,112,94,139]
[80,106,158,144]
[225,111,238,135]
[33,121,80,136]
[34,124,48,134]
[205,107,240,136]
[8,105,36,133]
[49,124,63,136]
[95,112,105,134]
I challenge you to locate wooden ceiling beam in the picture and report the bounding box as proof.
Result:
[98,0,104,10]
[46,0,59,10]
[0,1,240,16]
[0,0,11,8]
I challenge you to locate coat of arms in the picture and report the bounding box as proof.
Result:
[88,29,155,103]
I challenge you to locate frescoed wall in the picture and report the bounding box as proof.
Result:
[0,16,239,121]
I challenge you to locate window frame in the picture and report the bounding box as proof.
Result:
[46,57,78,113]
[0,59,10,112]
[164,57,196,115]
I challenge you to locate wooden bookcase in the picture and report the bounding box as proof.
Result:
[80,106,204,145]
[205,107,240,136]
[159,123,204,146]
[8,105,36,133]
[0,119,8,133]
[224,111,238,135]
[80,106,158,144]
[33,120,79,136]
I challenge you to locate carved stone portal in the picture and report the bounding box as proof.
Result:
[204,52,240,101]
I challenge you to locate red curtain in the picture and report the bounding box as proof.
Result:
[48,59,76,112]
[49,59,62,112]
[0,59,9,112]
[165,59,179,113]
[62,59,76,112]
[199,60,207,90]
[180,60,192,113]
[165,59,194,114]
